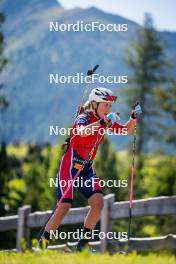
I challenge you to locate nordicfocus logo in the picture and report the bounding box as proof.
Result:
[49,178,128,189]
[49,21,128,32]
[49,229,128,241]
[49,73,128,84]
[49,126,128,136]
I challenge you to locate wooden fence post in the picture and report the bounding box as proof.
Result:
[100,194,115,252]
[16,205,31,251]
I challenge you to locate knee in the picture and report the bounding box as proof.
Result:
[90,196,104,212]
[55,203,71,216]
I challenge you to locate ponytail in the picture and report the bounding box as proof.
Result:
[63,101,94,153]
[76,101,93,117]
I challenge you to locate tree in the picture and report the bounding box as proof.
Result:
[0,11,8,139]
[0,7,9,217]
[155,80,176,149]
[125,13,170,154]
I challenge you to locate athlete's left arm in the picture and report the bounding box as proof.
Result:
[106,102,142,135]
[110,118,136,135]
[124,118,136,134]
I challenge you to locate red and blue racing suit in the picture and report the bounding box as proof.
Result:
[57,111,125,204]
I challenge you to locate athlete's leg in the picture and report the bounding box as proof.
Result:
[77,167,104,251]
[84,192,104,229]
[80,168,104,229]
[40,149,73,245]
[76,193,104,251]
[45,203,71,233]
[46,148,74,232]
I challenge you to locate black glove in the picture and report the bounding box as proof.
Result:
[131,101,142,119]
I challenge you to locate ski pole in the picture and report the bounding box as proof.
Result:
[77,64,99,116]
[127,125,137,246]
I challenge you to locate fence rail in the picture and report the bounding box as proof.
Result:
[0,194,176,252]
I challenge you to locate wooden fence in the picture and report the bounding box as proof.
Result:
[0,194,176,252]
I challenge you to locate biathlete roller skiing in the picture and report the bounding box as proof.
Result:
[38,66,142,252]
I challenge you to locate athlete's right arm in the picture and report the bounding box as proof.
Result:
[77,121,102,137]
[74,114,108,137]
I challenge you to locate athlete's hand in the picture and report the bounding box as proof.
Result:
[131,101,142,120]
[105,112,120,124]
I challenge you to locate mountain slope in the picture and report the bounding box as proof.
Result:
[1,0,176,150]
[0,0,62,17]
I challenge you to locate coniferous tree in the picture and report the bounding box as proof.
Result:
[155,80,176,148]
[123,14,173,201]
[0,11,8,137]
[125,13,170,154]
[0,7,9,217]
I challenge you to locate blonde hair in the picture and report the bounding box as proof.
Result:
[76,100,94,116]
[83,100,93,111]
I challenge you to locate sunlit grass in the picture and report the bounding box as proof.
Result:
[0,251,175,264]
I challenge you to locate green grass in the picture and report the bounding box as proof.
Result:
[0,251,175,264]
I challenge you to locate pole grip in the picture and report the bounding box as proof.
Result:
[87,64,99,76]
